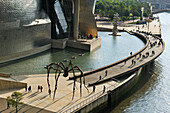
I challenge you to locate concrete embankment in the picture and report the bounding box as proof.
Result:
[0,73,27,90]
[74,65,153,113]
[0,18,164,113]
[68,19,165,112]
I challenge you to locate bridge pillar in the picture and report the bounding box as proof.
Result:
[73,0,80,40]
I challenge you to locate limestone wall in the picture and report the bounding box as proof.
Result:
[0,79,27,90]
[0,73,10,78]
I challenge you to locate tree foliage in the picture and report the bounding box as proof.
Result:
[6,92,23,113]
[95,0,151,20]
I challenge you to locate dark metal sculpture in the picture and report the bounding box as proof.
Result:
[44,60,89,100]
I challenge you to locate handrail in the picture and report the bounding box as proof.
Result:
[69,31,149,80]
[63,30,165,113]
[62,82,119,113]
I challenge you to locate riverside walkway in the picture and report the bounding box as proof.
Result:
[0,18,164,113]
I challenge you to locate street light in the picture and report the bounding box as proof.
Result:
[148,2,152,15]
[150,6,152,14]
[146,19,150,32]
[141,7,144,20]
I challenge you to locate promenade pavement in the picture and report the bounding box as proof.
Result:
[97,14,161,36]
[0,15,164,113]
[0,74,117,113]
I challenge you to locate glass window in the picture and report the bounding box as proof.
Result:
[54,0,67,33]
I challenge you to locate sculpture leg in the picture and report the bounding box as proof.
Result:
[46,66,51,92]
[69,61,77,100]
[79,76,82,97]
[53,71,61,100]
[72,77,76,100]
[74,66,89,93]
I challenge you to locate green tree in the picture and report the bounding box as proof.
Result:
[6,92,23,113]
[119,1,126,18]
[95,0,151,21]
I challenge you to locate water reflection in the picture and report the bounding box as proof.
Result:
[111,12,170,113]
[0,32,144,75]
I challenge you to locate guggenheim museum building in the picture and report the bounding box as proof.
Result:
[0,0,97,63]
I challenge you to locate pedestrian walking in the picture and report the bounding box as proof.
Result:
[152,51,155,55]
[28,86,31,92]
[130,52,132,56]
[40,86,43,92]
[131,59,134,65]
[7,101,10,109]
[93,85,96,92]
[103,85,106,94]
[105,70,108,77]
[99,75,102,80]
[38,85,40,92]
[25,86,27,92]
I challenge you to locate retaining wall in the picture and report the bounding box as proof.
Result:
[0,79,27,90]
[76,61,154,113]
[76,67,143,113]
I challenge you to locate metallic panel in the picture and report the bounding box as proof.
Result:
[86,0,96,14]
[0,0,44,26]
[0,0,51,58]
[79,0,97,37]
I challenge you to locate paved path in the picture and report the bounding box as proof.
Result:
[0,16,164,113]
[97,14,161,36]
[0,74,117,113]
[79,16,164,86]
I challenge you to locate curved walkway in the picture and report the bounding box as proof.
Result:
[70,29,164,87]
[0,19,165,113]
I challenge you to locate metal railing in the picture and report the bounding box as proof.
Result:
[62,82,119,113]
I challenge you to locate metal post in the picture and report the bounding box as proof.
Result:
[148,22,149,32]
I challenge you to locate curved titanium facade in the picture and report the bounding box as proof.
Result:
[0,0,51,59]
[0,0,97,63]
[0,0,45,27]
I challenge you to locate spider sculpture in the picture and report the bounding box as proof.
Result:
[44,60,89,100]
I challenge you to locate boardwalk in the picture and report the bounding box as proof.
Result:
[0,18,165,113]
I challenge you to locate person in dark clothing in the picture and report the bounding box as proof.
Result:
[28,86,31,92]
[25,86,27,92]
[93,85,96,92]
[103,85,106,93]
[40,86,43,92]
[130,52,132,56]
[38,85,40,92]
[99,75,102,80]
[105,70,108,77]
[7,101,10,109]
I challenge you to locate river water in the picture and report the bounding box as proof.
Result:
[0,13,169,113]
[112,12,170,113]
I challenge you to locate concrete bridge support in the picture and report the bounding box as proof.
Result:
[73,0,80,40]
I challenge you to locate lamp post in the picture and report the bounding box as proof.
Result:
[148,2,152,15]
[150,6,152,15]
[147,19,150,32]
[141,7,144,21]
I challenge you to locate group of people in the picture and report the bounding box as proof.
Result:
[38,85,43,92]
[93,85,106,94]
[25,86,32,92]
[99,70,108,80]
[128,42,158,68]
[92,70,108,94]
[78,34,98,40]
[25,85,43,92]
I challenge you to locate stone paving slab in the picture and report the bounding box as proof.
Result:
[0,74,117,113]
